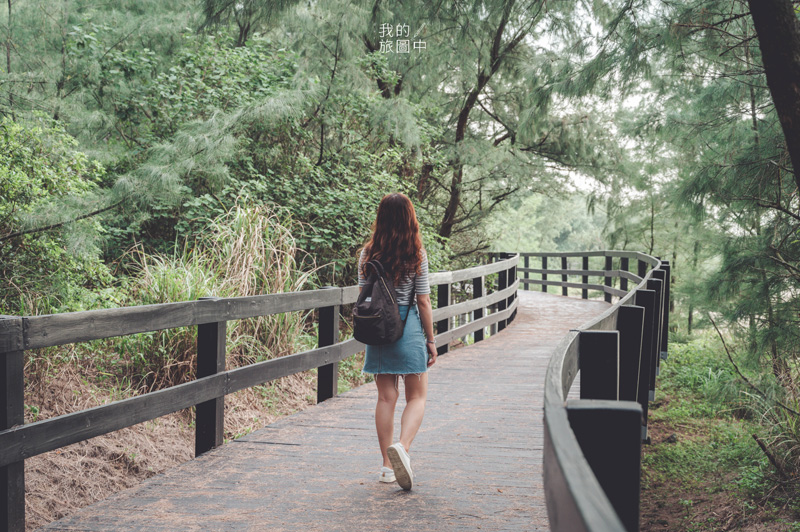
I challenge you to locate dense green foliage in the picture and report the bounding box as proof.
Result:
[0,116,112,315]
[642,337,799,530]
[1,0,800,503]
[581,0,800,482]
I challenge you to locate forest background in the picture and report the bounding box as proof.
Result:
[1,0,800,530]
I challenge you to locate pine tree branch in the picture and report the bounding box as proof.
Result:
[751,433,790,480]
[0,199,125,242]
[767,246,800,278]
[754,199,800,223]
[719,35,757,57]
[708,313,800,418]
[449,242,490,260]
[477,96,515,145]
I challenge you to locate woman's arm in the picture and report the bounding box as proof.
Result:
[416,294,437,366]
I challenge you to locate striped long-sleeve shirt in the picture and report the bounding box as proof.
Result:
[358,249,431,306]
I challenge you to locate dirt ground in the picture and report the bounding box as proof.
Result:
[640,418,799,532]
[22,363,322,531]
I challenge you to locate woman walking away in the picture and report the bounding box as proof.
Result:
[358,193,437,491]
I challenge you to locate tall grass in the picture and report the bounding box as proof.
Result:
[661,333,800,494]
[117,204,318,391]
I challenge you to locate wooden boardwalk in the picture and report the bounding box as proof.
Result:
[41,291,609,532]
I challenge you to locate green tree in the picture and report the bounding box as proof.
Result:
[0,115,112,315]
[589,0,800,472]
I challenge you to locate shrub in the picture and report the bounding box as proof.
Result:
[111,203,317,391]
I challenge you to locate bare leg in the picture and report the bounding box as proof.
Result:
[399,372,428,452]
[375,374,399,468]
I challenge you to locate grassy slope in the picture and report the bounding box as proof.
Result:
[640,337,800,531]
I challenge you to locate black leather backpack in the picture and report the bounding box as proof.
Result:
[353,260,415,345]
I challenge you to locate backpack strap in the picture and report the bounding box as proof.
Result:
[401,272,417,325]
[364,260,387,279]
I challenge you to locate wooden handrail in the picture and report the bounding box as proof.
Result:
[1,249,668,532]
[0,253,520,532]
[514,250,670,532]
[1,257,519,351]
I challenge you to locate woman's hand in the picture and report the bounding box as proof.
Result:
[416,293,437,368]
[427,341,437,367]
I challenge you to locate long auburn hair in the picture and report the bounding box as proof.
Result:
[360,193,424,284]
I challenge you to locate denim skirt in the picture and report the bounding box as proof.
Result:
[362,304,428,375]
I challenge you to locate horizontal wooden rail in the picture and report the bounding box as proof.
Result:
[518,268,642,284]
[428,256,516,285]
[434,295,519,348]
[520,278,607,292]
[0,337,369,469]
[517,250,660,266]
[0,253,520,532]
[0,260,521,352]
[505,250,670,532]
[431,280,518,323]
[12,288,356,350]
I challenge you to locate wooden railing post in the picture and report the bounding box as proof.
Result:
[473,275,484,342]
[507,260,517,323]
[561,256,568,296]
[578,330,619,400]
[1,316,24,532]
[524,255,529,291]
[634,289,658,441]
[582,255,589,299]
[497,256,508,332]
[196,299,226,457]
[317,287,340,403]
[638,259,647,279]
[620,257,629,292]
[649,272,665,381]
[542,256,548,293]
[567,400,642,532]
[437,282,451,355]
[660,262,671,361]
[604,255,613,303]
[617,305,645,403]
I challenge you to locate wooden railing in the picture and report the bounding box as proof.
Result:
[0,254,519,532]
[516,251,670,532]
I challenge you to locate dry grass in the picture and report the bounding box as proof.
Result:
[114,204,318,391]
[21,204,333,530]
[23,361,320,531]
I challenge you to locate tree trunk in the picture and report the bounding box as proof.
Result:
[747,0,800,192]
[648,199,655,254]
[670,247,676,314]
[688,239,699,335]
[54,0,68,121]
[6,0,12,116]
[439,79,487,239]
[437,0,526,239]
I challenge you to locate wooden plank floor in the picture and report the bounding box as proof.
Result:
[40,291,609,532]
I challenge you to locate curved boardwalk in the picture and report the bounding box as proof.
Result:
[41,291,609,532]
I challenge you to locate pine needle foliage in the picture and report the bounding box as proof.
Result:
[590,0,800,480]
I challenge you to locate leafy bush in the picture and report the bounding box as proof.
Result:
[660,335,743,414]
[0,116,114,316]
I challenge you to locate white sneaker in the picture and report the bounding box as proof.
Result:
[379,466,396,483]
[387,442,414,490]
